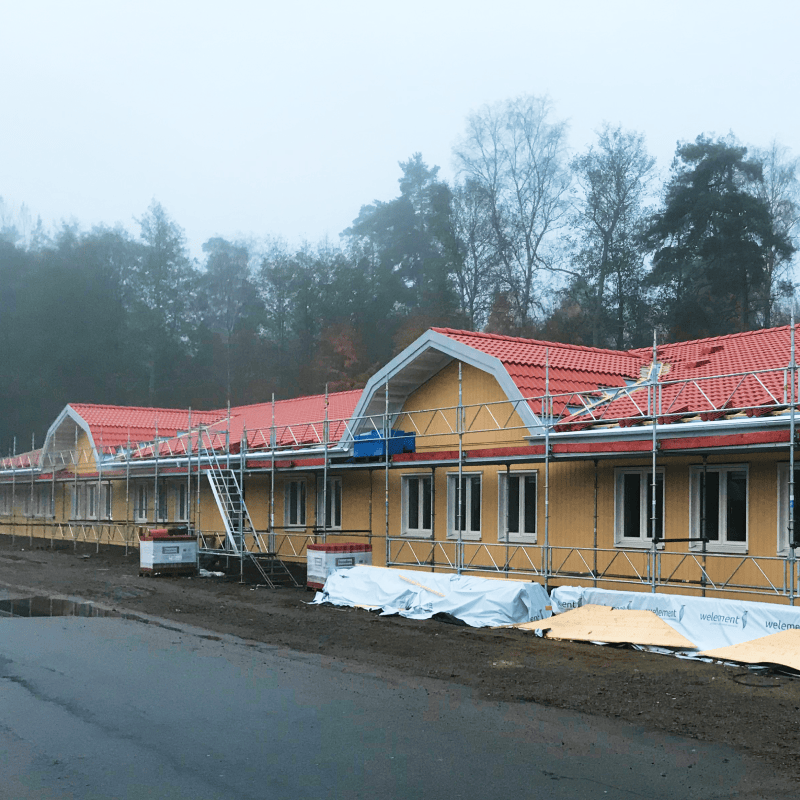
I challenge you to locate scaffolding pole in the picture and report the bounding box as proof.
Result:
[790,308,796,605]
[322,384,329,543]
[544,350,550,592]
[384,380,390,568]
[457,361,463,575]
[270,394,275,553]
[650,331,658,594]
[240,424,246,583]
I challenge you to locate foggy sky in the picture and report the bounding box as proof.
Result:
[1,0,798,258]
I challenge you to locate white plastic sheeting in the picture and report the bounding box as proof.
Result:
[313,566,552,628]
[551,586,800,652]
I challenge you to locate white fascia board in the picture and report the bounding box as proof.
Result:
[528,412,795,447]
[342,330,543,448]
[40,405,98,471]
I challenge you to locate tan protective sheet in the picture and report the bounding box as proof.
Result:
[517,604,697,649]
[699,629,800,671]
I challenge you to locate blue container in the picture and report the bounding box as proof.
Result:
[353,430,415,458]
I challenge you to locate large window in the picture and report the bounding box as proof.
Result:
[284,480,306,528]
[402,475,432,537]
[690,465,748,552]
[499,471,537,542]
[447,473,481,540]
[614,468,664,546]
[317,477,342,530]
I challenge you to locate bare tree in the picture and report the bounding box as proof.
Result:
[569,124,656,347]
[453,95,570,328]
[751,141,800,325]
[450,179,497,329]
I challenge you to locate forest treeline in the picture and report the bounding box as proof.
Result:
[1,95,799,451]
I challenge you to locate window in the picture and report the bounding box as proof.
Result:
[690,465,747,552]
[317,477,342,530]
[86,484,98,520]
[402,475,432,537]
[777,464,800,554]
[284,480,306,528]
[70,484,83,519]
[34,485,53,518]
[155,480,168,522]
[499,471,537,542]
[134,484,148,523]
[614,468,664,546]
[447,473,481,540]
[101,482,113,521]
[0,486,11,516]
[174,482,188,522]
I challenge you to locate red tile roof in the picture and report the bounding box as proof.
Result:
[569,326,798,427]
[0,449,41,469]
[434,328,647,413]
[134,390,364,457]
[70,404,225,450]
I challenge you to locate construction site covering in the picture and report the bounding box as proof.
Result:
[312,564,551,627]
[551,585,800,651]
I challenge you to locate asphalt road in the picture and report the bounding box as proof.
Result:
[0,615,783,799]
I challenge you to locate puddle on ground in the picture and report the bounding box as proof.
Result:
[0,595,119,618]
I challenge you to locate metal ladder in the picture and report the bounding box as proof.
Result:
[201,436,300,588]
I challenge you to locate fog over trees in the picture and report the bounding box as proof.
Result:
[1,94,799,451]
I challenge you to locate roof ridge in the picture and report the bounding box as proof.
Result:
[630,324,797,356]
[433,327,645,359]
[227,388,363,413]
[70,402,222,415]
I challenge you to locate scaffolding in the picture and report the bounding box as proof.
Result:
[2,331,800,600]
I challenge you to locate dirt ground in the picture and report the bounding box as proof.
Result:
[2,535,799,784]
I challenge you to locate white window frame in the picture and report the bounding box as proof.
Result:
[689,464,748,554]
[401,474,433,538]
[134,483,149,523]
[614,467,665,548]
[284,479,307,528]
[498,470,538,543]
[70,484,84,520]
[155,480,169,523]
[447,472,482,541]
[34,485,54,518]
[101,481,113,521]
[317,476,342,531]
[86,483,98,520]
[777,463,799,555]
[173,482,188,523]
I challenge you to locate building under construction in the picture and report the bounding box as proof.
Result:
[3,324,800,603]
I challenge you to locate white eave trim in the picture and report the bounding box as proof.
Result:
[40,405,98,472]
[526,412,797,447]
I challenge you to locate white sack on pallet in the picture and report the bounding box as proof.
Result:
[313,565,551,628]
[550,586,800,652]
